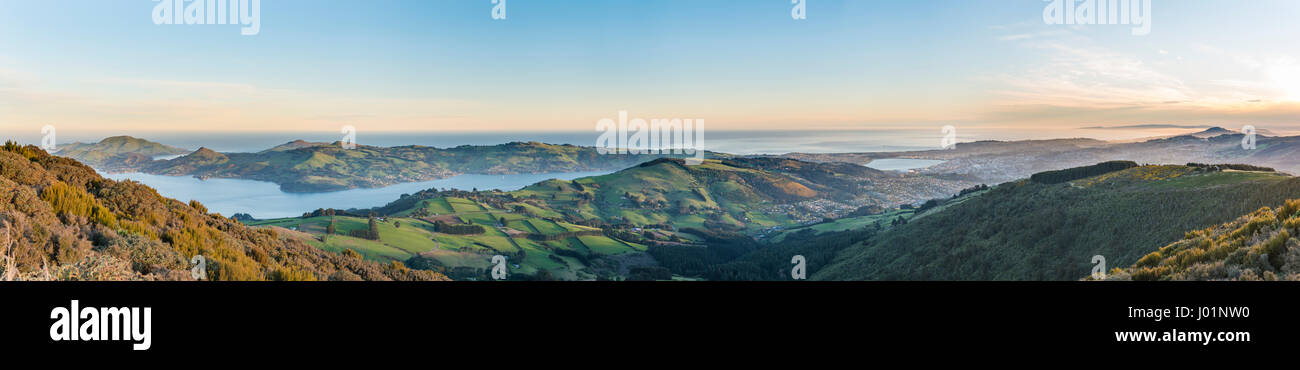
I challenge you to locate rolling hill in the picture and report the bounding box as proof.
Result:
[247,157,935,280]
[55,136,190,170]
[813,163,1300,281]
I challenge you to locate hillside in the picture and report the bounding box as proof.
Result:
[93,139,687,192]
[55,136,189,170]
[1110,199,1300,281]
[248,157,946,280]
[0,141,447,281]
[509,157,940,230]
[814,163,1300,281]
[249,200,646,281]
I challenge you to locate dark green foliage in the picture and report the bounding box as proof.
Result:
[432,220,485,235]
[627,266,673,281]
[818,168,1300,281]
[1187,163,1275,172]
[368,217,380,240]
[1030,161,1138,184]
[648,228,875,280]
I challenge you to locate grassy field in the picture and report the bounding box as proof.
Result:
[249,195,645,280]
[1149,170,1289,189]
[244,159,847,279]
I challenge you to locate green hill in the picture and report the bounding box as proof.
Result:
[501,157,896,234]
[249,157,895,280]
[249,196,640,281]
[55,136,189,169]
[814,164,1300,281]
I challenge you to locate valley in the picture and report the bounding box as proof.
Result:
[32,127,1300,281]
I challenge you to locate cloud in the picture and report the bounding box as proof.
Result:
[980,32,1300,129]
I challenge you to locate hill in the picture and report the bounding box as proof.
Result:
[0,141,447,281]
[784,132,1300,186]
[510,157,916,230]
[813,163,1300,281]
[55,136,189,170]
[111,140,688,192]
[248,157,949,280]
[1109,199,1300,281]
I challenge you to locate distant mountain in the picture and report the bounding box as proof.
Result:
[1080,124,1216,130]
[813,163,1300,281]
[259,139,332,153]
[785,133,1300,185]
[55,136,189,170]
[0,141,447,281]
[101,141,704,192]
[1112,198,1300,281]
[1189,126,1233,138]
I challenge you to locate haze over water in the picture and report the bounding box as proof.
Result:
[62,126,1231,219]
[26,126,1225,156]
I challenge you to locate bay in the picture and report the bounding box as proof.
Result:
[102,171,610,219]
[864,158,946,171]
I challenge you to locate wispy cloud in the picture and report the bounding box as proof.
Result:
[981,29,1300,129]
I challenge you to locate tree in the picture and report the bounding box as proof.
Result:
[394,221,401,229]
[326,218,336,235]
[367,216,380,241]
[534,269,555,281]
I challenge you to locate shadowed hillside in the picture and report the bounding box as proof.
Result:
[814,163,1300,281]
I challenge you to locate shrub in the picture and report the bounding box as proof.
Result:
[1135,252,1162,268]
[40,181,118,228]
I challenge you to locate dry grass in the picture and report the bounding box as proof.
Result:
[1,220,17,281]
[0,220,53,281]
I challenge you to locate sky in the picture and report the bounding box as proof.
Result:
[1,0,1298,136]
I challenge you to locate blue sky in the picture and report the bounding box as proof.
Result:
[1,0,1298,135]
